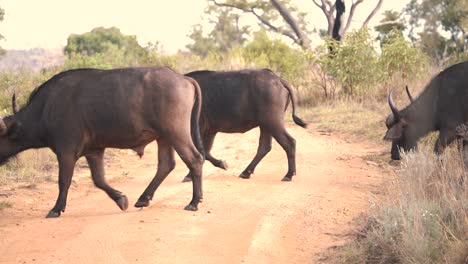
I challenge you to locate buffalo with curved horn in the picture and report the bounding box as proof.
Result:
[384,61,468,160]
[0,67,205,218]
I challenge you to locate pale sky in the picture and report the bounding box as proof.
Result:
[0,0,410,53]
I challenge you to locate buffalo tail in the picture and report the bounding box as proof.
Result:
[280,79,308,128]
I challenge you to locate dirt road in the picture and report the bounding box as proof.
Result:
[0,124,386,263]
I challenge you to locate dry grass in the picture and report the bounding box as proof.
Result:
[0,149,56,185]
[339,145,468,264]
[305,98,467,263]
[0,200,13,211]
[304,99,387,143]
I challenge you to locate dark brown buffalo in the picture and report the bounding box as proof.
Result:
[0,67,204,218]
[384,61,468,160]
[183,69,307,182]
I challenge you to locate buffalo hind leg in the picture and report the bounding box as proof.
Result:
[135,139,175,208]
[240,128,272,179]
[271,125,297,181]
[183,132,226,182]
[86,149,128,211]
[172,138,204,211]
[206,133,228,170]
[46,153,77,218]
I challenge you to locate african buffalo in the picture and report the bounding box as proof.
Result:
[384,61,468,160]
[0,67,204,218]
[183,69,307,182]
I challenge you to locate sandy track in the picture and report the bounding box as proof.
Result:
[0,124,385,263]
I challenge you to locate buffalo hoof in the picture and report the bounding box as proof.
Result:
[217,160,228,170]
[184,204,198,211]
[239,172,251,179]
[182,176,192,183]
[117,195,129,211]
[45,210,61,218]
[134,199,150,208]
[281,176,292,182]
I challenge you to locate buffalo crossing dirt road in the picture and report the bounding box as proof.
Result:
[0,123,386,263]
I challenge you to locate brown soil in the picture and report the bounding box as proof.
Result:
[0,124,387,264]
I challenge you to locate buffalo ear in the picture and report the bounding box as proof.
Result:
[6,121,21,139]
[383,121,406,141]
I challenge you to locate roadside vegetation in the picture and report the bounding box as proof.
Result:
[336,144,467,264]
[1,0,467,261]
[0,200,12,210]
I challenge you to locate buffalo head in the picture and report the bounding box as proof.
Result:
[383,89,418,160]
[0,95,23,164]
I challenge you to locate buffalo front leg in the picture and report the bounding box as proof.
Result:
[135,139,175,208]
[434,129,457,155]
[461,140,468,186]
[240,128,272,179]
[86,149,128,211]
[46,154,77,218]
[462,140,468,169]
[182,131,227,182]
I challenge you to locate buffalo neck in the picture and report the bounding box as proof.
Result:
[12,101,47,149]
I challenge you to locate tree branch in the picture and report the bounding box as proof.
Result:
[270,0,309,48]
[311,0,322,9]
[210,0,308,48]
[342,0,363,35]
[362,0,384,28]
[250,8,301,45]
[210,0,251,12]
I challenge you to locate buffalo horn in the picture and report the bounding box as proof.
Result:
[388,90,400,121]
[405,85,414,103]
[12,93,18,114]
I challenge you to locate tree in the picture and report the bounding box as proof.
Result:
[64,27,146,59]
[0,6,5,56]
[208,0,384,48]
[186,8,250,57]
[243,30,307,81]
[374,10,405,47]
[403,0,467,61]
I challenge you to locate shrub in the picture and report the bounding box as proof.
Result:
[243,30,308,85]
[380,30,430,87]
[316,28,384,96]
[345,145,468,263]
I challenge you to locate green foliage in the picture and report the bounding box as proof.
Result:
[404,0,468,61]
[0,68,57,114]
[446,51,468,66]
[343,146,468,263]
[243,30,307,83]
[313,28,432,98]
[380,30,430,82]
[0,201,13,210]
[64,45,139,69]
[64,27,146,57]
[141,42,184,70]
[317,28,383,96]
[187,7,250,57]
[374,10,405,47]
[0,6,6,56]
[186,24,219,57]
[64,27,146,68]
